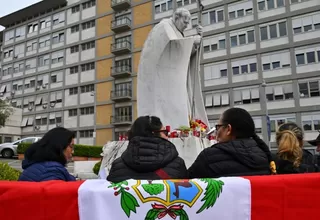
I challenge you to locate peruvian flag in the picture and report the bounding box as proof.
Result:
[0,174,319,220]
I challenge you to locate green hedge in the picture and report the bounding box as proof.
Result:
[93,161,102,175]
[17,143,103,158]
[0,162,21,181]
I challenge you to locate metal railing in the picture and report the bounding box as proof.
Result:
[111,17,131,28]
[111,65,132,75]
[111,40,131,51]
[111,0,131,7]
[111,89,132,99]
[111,115,133,123]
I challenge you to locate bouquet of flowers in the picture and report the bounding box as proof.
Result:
[190,119,208,133]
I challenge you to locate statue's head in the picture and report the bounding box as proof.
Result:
[172,8,191,33]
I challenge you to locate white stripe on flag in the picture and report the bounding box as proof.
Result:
[78,178,251,220]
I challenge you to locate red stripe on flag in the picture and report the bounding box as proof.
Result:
[245,174,320,220]
[0,180,83,220]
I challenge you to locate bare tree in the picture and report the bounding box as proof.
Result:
[0,99,13,128]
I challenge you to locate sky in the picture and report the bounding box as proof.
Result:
[0,0,41,31]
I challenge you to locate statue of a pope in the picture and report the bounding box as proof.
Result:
[137,8,209,130]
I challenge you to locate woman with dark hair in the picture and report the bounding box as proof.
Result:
[107,116,188,182]
[19,127,76,182]
[275,122,317,174]
[188,107,276,178]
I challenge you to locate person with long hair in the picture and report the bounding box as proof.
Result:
[107,116,188,182]
[275,122,317,173]
[188,107,276,178]
[19,127,76,182]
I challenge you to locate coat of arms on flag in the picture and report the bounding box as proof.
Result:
[108,179,224,219]
[78,178,251,220]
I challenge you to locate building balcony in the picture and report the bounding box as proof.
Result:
[111,40,131,55]
[111,0,131,10]
[111,17,131,33]
[111,65,131,78]
[111,115,132,125]
[111,89,132,101]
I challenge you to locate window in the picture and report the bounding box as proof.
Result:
[232,58,257,75]
[203,36,226,53]
[82,20,95,30]
[230,29,255,47]
[269,24,277,38]
[260,21,287,41]
[258,0,283,11]
[70,45,79,53]
[204,62,228,80]
[39,17,51,30]
[220,69,227,77]
[231,36,237,47]
[306,51,315,63]
[69,109,78,117]
[82,0,96,9]
[81,41,95,50]
[233,88,260,105]
[3,48,13,58]
[205,92,230,108]
[115,83,132,93]
[115,106,132,122]
[266,84,293,101]
[260,26,268,40]
[52,32,65,44]
[15,26,26,37]
[25,58,37,70]
[296,53,305,65]
[80,107,94,115]
[70,66,79,74]
[38,54,50,67]
[302,113,320,131]
[202,9,224,26]
[28,23,38,34]
[53,12,65,25]
[81,62,95,72]
[228,5,253,20]
[71,25,79,33]
[80,130,94,138]
[270,116,296,132]
[51,51,64,64]
[292,12,320,34]
[36,116,48,126]
[4,30,14,41]
[80,84,94,93]
[232,67,240,75]
[51,75,57,83]
[39,35,51,48]
[299,80,320,98]
[69,87,78,95]
[72,5,80,13]
[278,22,287,36]
[155,0,173,13]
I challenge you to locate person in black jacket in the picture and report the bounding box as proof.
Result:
[188,107,276,178]
[107,116,188,182]
[275,122,317,174]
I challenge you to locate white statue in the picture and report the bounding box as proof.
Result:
[137,8,209,130]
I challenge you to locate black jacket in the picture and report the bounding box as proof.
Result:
[107,136,188,182]
[274,149,318,174]
[188,139,271,178]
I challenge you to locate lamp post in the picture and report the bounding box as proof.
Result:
[261,80,271,149]
[90,91,96,145]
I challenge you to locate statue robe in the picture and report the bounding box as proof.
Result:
[137,18,209,129]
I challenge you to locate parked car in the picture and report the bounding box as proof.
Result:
[0,137,41,158]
